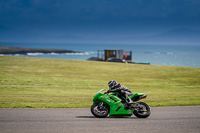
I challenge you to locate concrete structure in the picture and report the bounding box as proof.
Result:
[97,49,132,62]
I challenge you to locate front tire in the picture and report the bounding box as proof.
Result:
[133,102,151,118]
[91,102,109,118]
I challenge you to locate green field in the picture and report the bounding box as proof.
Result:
[0,56,200,108]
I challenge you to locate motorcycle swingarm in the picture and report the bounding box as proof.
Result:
[130,103,144,110]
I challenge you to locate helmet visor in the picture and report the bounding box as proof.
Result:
[109,84,114,89]
[109,84,113,88]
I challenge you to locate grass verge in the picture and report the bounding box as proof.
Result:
[0,56,200,108]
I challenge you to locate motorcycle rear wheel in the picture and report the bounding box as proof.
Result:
[91,102,109,118]
[133,102,151,118]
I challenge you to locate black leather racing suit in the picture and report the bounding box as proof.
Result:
[109,84,133,103]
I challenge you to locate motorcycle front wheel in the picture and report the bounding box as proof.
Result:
[133,102,151,118]
[91,102,109,118]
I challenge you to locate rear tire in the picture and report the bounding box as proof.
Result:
[91,102,109,118]
[133,102,151,118]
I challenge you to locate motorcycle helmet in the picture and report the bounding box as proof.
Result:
[108,80,117,90]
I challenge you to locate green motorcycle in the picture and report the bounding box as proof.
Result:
[91,89,151,118]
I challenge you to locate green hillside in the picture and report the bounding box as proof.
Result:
[0,56,200,108]
[0,46,75,54]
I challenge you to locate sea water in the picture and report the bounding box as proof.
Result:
[0,42,200,68]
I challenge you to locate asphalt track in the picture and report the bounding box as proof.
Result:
[0,106,200,133]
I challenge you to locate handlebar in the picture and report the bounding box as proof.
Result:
[104,92,108,95]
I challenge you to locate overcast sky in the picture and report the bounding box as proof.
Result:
[0,0,200,44]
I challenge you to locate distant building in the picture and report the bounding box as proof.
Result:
[97,49,132,62]
[87,49,150,65]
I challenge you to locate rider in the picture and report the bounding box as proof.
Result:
[107,80,134,104]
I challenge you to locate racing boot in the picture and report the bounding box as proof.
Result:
[126,96,134,104]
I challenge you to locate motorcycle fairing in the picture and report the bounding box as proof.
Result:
[93,90,133,116]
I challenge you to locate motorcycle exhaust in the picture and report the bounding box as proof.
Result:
[131,103,143,110]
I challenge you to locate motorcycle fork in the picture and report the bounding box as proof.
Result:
[97,102,106,110]
[98,102,103,107]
